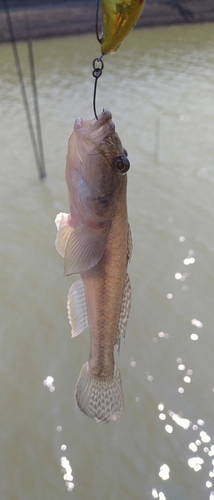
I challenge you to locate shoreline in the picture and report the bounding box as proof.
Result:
[0,1,214,43]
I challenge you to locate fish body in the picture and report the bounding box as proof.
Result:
[55,109,132,423]
[100,0,147,55]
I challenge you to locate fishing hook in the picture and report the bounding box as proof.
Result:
[92,56,104,120]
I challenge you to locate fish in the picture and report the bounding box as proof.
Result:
[55,109,132,423]
[100,0,147,55]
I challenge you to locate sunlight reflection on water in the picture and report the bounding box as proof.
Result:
[61,456,74,492]
[43,378,75,492]
[43,375,55,392]
[159,463,170,480]
[156,399,214,496]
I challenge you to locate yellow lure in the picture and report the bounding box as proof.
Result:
[100,0,146,55]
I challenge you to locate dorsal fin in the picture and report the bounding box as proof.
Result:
[127,223,132,263]
[115,273,132,353]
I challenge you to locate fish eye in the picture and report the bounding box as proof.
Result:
[114,155,130,174]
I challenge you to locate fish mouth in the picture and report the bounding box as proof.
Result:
[74,109,115,141]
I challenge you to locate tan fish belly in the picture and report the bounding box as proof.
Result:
[82,207,128,378]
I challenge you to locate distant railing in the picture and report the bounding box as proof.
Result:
[0,0,95,9]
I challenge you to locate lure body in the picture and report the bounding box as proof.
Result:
[100,0,146,55]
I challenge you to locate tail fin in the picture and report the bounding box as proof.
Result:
[74,362,125,423]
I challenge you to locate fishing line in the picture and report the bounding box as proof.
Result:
[92,0,148,118]
[92,0,104,120]
[92,56,104,120]
[95,0,103,44]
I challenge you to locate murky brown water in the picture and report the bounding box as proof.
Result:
[1,22,214,500]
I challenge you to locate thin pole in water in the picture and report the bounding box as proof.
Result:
[154,117,160,163]
[27,39,46,178]
[2,0,46,179]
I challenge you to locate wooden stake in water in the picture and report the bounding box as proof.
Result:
[154,117,160,162]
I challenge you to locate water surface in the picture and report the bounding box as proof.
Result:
[1,23,214,500]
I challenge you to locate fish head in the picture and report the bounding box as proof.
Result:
[66,109,130,226]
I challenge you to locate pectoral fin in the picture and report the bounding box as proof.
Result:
[115,273,132,353]
[55,212,110,275]
[67,279,88,337]
[64,224,110,275]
